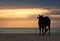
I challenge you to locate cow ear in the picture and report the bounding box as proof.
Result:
[40,14,43,17]
[39,15,40,16]
[42,15,43,16]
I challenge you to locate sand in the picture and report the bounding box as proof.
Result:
[0,33,60,41]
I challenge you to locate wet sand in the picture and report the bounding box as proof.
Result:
[0,33,60,41]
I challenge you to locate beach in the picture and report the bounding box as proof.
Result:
[0,28,60,41]
[0,33,60,41]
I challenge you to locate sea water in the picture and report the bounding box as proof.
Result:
[0,28,60,33]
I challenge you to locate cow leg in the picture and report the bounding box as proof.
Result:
[42,25,45,34]
[42,25,47,35]
[48,26,50,35]
[39,26,41,35]
[42,27,44,33]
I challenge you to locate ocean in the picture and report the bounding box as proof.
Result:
[0,28,60,33]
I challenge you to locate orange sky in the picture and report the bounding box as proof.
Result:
[0,8,60,28]
[0,8,50,18]
[0,0,60,28]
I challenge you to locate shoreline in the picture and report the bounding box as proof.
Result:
[0,28,60,33]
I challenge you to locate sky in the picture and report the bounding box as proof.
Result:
[0,0,60,28]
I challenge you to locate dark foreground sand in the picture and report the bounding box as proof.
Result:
[0,33,60,41]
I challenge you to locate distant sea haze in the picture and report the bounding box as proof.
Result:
[0,28,60,33]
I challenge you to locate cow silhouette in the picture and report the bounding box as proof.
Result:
[37,15,51,35]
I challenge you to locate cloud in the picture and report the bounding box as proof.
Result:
[0,0,60,9]
[50,15,60,21]
[50,9,60,15]
[43,8,60,15]
[0,0,60,15]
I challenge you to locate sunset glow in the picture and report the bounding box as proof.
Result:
[0,8,59,28]
[0,8,52,28]
[0,8,50,18]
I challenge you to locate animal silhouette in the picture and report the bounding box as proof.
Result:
[37,15,51,35]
